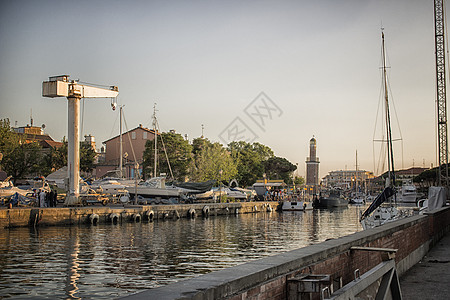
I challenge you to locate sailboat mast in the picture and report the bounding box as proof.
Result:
[119,105,123,178]
[382,31,396,187]
[355,150,358,192]
[153,104,157,178]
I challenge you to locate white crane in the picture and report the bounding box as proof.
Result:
[42,75,119,205]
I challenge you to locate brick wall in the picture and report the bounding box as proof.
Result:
[121,207,450,300]
[224,208,450,300]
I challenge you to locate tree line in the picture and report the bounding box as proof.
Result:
[142,131,304,187]
[0,118,303,187]
[0,119,96,184]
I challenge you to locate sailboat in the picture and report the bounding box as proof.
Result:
[360,31,404,229]
[349,150,366,205]
[125,104,188,202]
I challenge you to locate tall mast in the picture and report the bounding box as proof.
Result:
[434,0,449,187]
[153,103,157,178]
[355,150,358,192]
[381,30,396,187]
[119,105,123,178]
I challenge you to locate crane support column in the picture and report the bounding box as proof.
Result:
[67,95,81,205]
[43,75,119,206]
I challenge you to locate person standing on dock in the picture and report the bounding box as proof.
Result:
[49,190,55,207]
[53,190,57,207]
[39,190,46,207]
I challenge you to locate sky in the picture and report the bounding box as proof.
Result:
[0,0,440,179]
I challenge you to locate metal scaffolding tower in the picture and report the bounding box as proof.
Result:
[434,0,449,186]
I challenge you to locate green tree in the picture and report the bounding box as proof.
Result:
[191,138,237,183]
[143,132,193,181]
[41,138,67,175]
[2,141,43,184]
[294,176,305,186]
[228,141,274,186]
[80,142,97,173]
[264,156,297,184]
[0,118,19,164]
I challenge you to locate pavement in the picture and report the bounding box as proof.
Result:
[400,232,450,299]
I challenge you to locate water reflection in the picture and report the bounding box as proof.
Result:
[0,206,364,299]
[66,227,81,299]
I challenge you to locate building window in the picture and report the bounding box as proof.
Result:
[143,132,147,139]
[132,132,136,139]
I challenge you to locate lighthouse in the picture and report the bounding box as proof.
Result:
[306,136,320,195]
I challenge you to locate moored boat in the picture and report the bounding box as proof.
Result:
[396,179,417,203]
[281,200,313,211]
[313,189,348,208]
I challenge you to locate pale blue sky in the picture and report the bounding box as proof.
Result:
[0,0,438,178]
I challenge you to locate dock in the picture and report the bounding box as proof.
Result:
[400,230,450,299]
[0,201,277,228]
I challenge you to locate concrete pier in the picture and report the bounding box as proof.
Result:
[400,230,450,299]
[0,201,277,228]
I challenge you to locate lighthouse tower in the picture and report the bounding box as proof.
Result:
[306,136,320,195]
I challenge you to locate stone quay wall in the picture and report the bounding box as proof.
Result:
[0,201,278,228]
[121,206,450,300]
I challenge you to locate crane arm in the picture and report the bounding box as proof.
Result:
[42,75,119,98]
[72,83,118,98]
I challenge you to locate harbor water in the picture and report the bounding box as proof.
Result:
[0,205,365,299]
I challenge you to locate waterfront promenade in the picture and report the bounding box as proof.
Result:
[400,231,450,299]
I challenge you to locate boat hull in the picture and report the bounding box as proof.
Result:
[126,186,181,199]
[281,201,313,211]
[313,196,348,208]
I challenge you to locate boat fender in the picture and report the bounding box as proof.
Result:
[225,207,229,213]
[132,213,141,223]
[120,195,129,203]
[266,205,272,212]
[145,210,154,222]
[235,208,239,215]
[162,212,169,220]
[202,206,210,218]
[253,205,257,212]
[89,213,99,225]
[173,210,180,219]
[188,208,195,219]
[303,203,307,210]
[109,213,119,224]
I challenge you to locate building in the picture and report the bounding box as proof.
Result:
[94,124,156,178]
[322,170,375,190]
[305,137,320,195]
[395,167,428,181]
[13,124,63,150]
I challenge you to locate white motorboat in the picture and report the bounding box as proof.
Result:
[397,179,417,203]
[126,177,183,199]
[281,200,313,211]
[349,192,366,205]
[89,178,131,194]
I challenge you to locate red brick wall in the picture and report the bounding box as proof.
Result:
[231,208,450,300]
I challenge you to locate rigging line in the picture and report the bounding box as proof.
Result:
[121,110,138,165]
[77,81,112,89]
[155,118,174,180]
[108,109,120,139]
[373,63,386,176]
[386,74,404,142]
[81,97,85,138]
